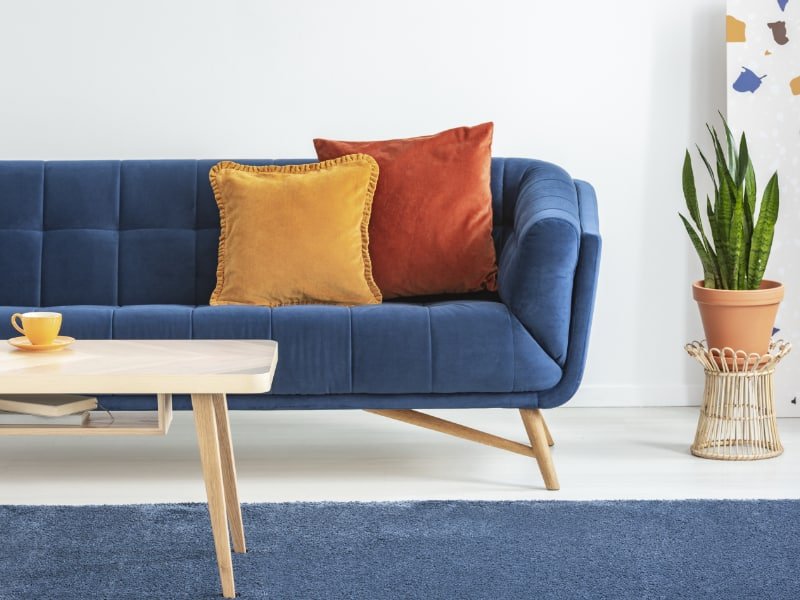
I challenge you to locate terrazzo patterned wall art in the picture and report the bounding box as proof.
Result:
[728,0,799,416]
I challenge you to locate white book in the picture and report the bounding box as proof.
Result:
[0,410,90,426]
[0,395,97,417]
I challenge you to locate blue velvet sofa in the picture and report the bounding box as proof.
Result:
[0,158,600,487]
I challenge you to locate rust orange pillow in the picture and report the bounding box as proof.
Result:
[314,123,498,298]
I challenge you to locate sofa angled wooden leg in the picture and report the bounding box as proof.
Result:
[365,409,535,457]
[366,409,560,490]
[543,417,555,447]
[519,409,560,490]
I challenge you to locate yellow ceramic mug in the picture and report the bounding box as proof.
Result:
[11,312,62,346]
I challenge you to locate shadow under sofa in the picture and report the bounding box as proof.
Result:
[0,157,601,489]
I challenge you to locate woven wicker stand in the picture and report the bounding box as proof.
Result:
[686,340,791,461]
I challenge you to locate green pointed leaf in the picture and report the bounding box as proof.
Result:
[739,234,751,289]
[717,158,734,242]
[680,214,716,287]
[728,185,745,289]
[741,186,753,290]
[705,195,723,286]
[747,172,780,288]
[682,151,703,231]
[735,132,749,187]
[707,124,730,186]
[707,190,728,288]
[743,185,754,230]
[708,241,723,288]
[697,145,718,190]
[719,158,745,289]
[719,110,738,176]
[745,161,756,217]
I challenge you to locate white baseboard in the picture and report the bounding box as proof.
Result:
[567,384,704,407]
[569,384,799,416]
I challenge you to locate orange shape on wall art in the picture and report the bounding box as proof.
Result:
[727,15,746,42]
[790,76,800,95]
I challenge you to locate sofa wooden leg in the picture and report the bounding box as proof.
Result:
[365,409,535,458]
[519,408,560,490]
[543,417,555,447]
[365,408,560,490]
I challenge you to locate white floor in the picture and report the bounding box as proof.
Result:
[1,407,798,505]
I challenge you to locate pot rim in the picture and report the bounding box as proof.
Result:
[692,279,784,306]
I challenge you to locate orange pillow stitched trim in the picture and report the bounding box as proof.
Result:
[314,123,498,298]
[209,155,382,307]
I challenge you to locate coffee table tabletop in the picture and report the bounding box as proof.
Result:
[0,338,278,598]
[0,339,278,394]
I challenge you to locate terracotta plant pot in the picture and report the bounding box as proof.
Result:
[692,280,784,355]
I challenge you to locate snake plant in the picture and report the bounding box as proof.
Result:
[680,113,780,290]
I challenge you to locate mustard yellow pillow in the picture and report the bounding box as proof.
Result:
[209,155,382,307]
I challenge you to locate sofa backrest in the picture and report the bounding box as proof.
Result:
[0,159,520,306]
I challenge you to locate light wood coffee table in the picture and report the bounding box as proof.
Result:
[0,339,278,598]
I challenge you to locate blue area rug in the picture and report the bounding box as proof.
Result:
[0,500,798,599]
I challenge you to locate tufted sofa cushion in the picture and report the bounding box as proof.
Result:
[0,302,562,395]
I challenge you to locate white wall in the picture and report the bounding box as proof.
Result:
[0,0,732,406]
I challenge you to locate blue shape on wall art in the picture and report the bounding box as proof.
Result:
[778,0,789,12]
[733,67,767,93]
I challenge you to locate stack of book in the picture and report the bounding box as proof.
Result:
[0,395,97,426]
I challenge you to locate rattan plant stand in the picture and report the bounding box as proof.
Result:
[685,340,791,461]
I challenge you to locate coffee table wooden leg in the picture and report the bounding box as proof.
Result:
[192,393,236,599]
[212,393,246,553]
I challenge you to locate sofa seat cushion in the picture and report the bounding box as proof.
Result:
[0,302,562,395]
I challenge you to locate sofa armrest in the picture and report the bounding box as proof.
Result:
[498,160,582,365]
[537,179,601,408]
[498,160,601,407]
